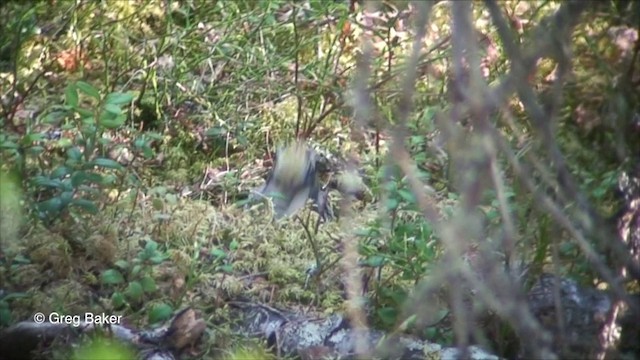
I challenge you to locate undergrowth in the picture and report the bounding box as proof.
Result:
[1,0,638,358]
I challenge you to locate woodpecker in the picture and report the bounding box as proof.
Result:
[259,140,319,219]
[251,141,369,221]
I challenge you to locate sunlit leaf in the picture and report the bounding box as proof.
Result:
[211,248,226,259]
[76,81,100,100]
[65,84,78,108]
[66,147,83,161]
[114,260,129,270]
[385,197,399,211]
[148,303,173,324]
[0,171,23,256]
[22,133,45,144]
[105,92,134,106]
[124,281,144,301]
[32,176,63,189]
[73,337,135,360]
[140,276,157,293]
[0,140,19,150]
[99,114,126,129]
[101,269,125,285]
[111,292,126,309]
[71,198,98,214]
[104,103,122,115]
[205,126,227,137]
[43,111,66,124]
[131,264,142,277]
[76,108,94,119]
[90,158,124,170]
[219,264,233,273]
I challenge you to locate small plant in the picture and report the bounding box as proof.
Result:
[357,172,438,328]
[101,239,168,316]
[0,81,156,227]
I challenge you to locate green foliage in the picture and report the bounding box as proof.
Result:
[147,302,173,324]
[72,337,136,360]
[357,171,438,327]
[0,292,28,326]
[0,170,23,254]
[0,0,638,358]
[101,239,167,310]
[0,80,152,227]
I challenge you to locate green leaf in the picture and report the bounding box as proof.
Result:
[0,292,28,301]
[26,146,44,155]
[99,114,126,129]
[71,198,98,214]
[22,133,45,144]
[145,240,159,252]
[398,189,415,203]
[362,255,386,268]
[71,171,105,187]
[59,191,74,206]
[76,108,94,119]
[150,255,167,264]
[70,171,88,187]
[53,138,72,149]
[37,197,64,216]
[114,260,129,270]
[0,306,12,326]
[377,307,398,326]
[43,111,66,125]
[397,314,417,331]
[76,81,100,100]
[104,103,122,115]
[145,132,163,140]
[101,174,118,185]
[101,269,125,285]
[559,242,575,256]
[151,198,164,210]
[424,327,438,339]
[486,209,499,221]
[140,276,157,293]
[219,264,233,273]
[90,158,124,170]
[211,248,226,259]
[131,264,142,277]
[32,176,63,189]
[111,292,126,309]
[124,281,144,301]
[142,145,154,159]
[205,126,227,137]
[105,92,134,106]
[165,193,177,205]
[73,337,136,360]
[65,84,79,108]
[229,239,239,251]
[11,255,30,265]
[66,147,83,161]
[0,140,19,150]
[51,166,71,179]
[148,303,173,324]
[133,137,147,149]
[354,228,375,237]
[385,197,399,211]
